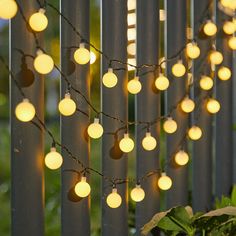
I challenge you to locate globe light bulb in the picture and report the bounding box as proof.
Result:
[45,147,63,170]
[0,0,17,19]
[228,36,236,50]
[142,132,157,151]
[199,75,214,90]
[163,117,177,134]
[221,0,232,8]
[228,0,236,9]
[106,188,122,208]
[34,50,54,74]
[206,98,221,114]
[119,133,134,153]
[186,42,200,59]
[74,177,91,198]
[155,73,169,91]
[90,51,96,64]
[188,125,202,140]
[127,77,142,94]
[158,172,172,191]
[102,68,118,88]
[130,184,145,202]
[180,96,195,113]
[223,21,235,35]
[58,93,76,116]
[87,118,104,139]
[209,50,223,65]
[174,150,189,166]
[203,20,217,36]
[172,60,186,77]
[29,8,48,32]
[218,66,231,81]
[74,43,90,65]
[15,98,35,122]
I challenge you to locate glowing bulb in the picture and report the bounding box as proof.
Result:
[199,76,214,90]
[228,36,236,50]
[74,177,91,198]
[180,96,195,113]
[188,126,202,140]
[203,20,217,36]
[45,147,63,170]
[90,51,96,64]
[102,68,118,88]
[106,188,122,208]
[218,66,231,81]
[74,43,90,65]
[221,0,232,7]
[34,50,54,74]
[228,0,236,9]
[58,93,76,116]
[119,133,134,153]
[155,74,169,91]
[130,184,145,202]
[163,117,177,134]
[142,132,157,151]
[174,150,189,166]
[127,77,142,94]
[29,8,48,32]
[223,21,235,35]
[209,50,223,65]
[172,60,186,77]
[15,98,35,122]
[186,42,200,59]
[87,118,103,139]
[206,98,221,114]
[0,0,17,19]
[158,172,172,191]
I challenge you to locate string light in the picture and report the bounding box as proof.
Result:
[228,36,236,50]
[127,76,142,94]
[163,117,177,134]
[155,74,169,91]
[90,51,96,64]
[29,8,48,32]
[45,147,63,170]
[186,42,200,59]
[206,98,221,114]
[199,75,214,90]
[34,50,54,74]
[119,133,134,153]
[188,125,202,141]
[15,98,35,122]
[142,132,157,151]
[74,43,90,65]
[130,184,145,202]
[174,150,189,166]
[209,50,223,65]
[172,60,186,77]
[203,20,217,36]
[87,118,104,139]
[74,176,91,198]
[58,93,76,116]
[158,172,172,191]
[106,188,122,208]
[102,68,118,88]
[223,21,235,35]
[0,0,18,19]
[218,66,231,81]
[180,96,195,113]
[221,0,232,8]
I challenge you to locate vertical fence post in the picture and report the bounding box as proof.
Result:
[10,1,44,235]
[101,0,128,235]
[135,0,160,235]
[165,0,188,208]
[60,0,90,235]
[192,0,213,211]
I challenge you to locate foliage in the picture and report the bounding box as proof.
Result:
[215,185,236,209]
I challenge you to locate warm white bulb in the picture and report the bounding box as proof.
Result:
[34,50,54,74]
[106,188,122,208]
[87,118,104,139]
[119,133,134,153]
[228,36,236,50]
[45,147,63,170]
[221,0,232,8]
[29,9,48,32]
[74,177,91,198]
[142,132,157,151]
[127,77,142,94]
[186,42,200,59]
[209,50,223,65]
[163,117,177,134]
[172,60,186,77]
[199,76,214,90]
[74,43,90,65]
[206,99,221,114]
[218,66,231,81]
[203,20,217,36]
[180,96,195,113]
[102,68,118,88]
[15,98,35,122]
[90,51,96,64]
[188,126,202,140]
[58,93,76,116]
[158,173,172,190]
[174,150,189,166]
[223,21,235,35]
[155,74,169,91]
[0,0,17,19]
[130,185,145,202]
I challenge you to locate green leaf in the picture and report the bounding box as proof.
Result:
[201,206,236,217]
[231,185,236,206]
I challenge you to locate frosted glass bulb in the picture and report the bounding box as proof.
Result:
[206,99,221,114]
[119,133,134,153]
[45,147,63,170]
[180,96,195,113]
[158,173,172,190]
[174,150,189,166]
[87,118,103,139]
[142,132,157,151]
[223,21,235,35]
[218,66,231,81]
[209,51,223,65]
[74,177,91,198]
[34,50,54,74]
[221,0,232,7]
[0,0,17,19]
[74,43,90,65]
[127,77,142,94]
[90,51,96,64]
[102,68,118,88]
[228,36,236,50]
[228,0,236,9]
[172,60,186,77]
[203,20,217,36]
[106,188,122,208]
[155,74,169,91]
[188,126,202,140]
[200,76,213,90]
[186,42,200,59]
[15,98,35,122]
[58,93,76,116]
[130,185,145,202]
[29,8,48,32]
[163,117,177,134]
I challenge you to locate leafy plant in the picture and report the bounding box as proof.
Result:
[215,185,236,209]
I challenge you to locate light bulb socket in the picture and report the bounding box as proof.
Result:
[22,98,29,103]
[81,176,87,182]
[124,133,129,138]
[108,68,113,73]
[161,172,167,177]
[135,184,141,188]
[177,59,183,64]
[112,188,118,193]
[134,76,139,81]
[166,117,173,121]
[80,42,85,48]
[145,132,151,137]
[64,93,71,99]
[50,147,56,152]
[36,49,43,56]
[94,118,100,124]
[39,8,46,14]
